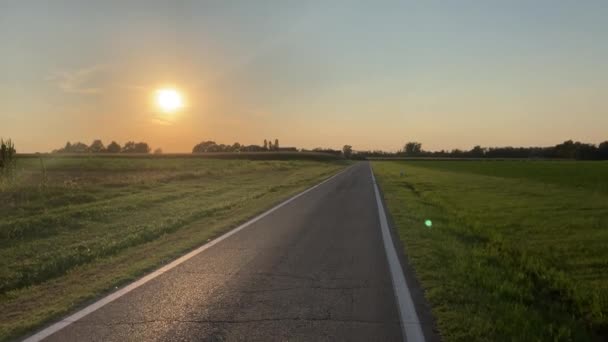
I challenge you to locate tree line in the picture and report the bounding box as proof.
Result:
[191,139,356,157]
[53,140,161,154]
[354,140,608,160]
[30,137,608,160]
[192,139,299,153]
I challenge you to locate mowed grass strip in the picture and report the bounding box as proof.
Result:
[0,157,346,341]
[405,160,608,195]
[372,161,608,341]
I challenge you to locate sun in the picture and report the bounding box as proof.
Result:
[155,88,183,113]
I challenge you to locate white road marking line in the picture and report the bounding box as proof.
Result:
[370,165,426,342]
[22,165,352,342]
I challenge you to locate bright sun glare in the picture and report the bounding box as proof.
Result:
[155,88,183,113]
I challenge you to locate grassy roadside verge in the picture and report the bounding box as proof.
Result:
[372,161,608,341]
[0,157,347,341]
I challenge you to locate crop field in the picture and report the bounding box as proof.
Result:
[372,160,608,341]
[0,156,346,340]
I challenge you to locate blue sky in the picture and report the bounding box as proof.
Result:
[1,0,607,152]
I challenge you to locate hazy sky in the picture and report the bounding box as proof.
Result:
[2,1,607,152]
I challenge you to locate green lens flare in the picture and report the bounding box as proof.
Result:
[424,219,432,227]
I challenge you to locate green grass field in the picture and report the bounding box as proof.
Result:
[372,160,608,341]
[0,156,346,341]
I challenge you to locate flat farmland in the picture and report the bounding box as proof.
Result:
[0,156,346,340]
[372,160,608,341]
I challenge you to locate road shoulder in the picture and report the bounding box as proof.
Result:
[370,164,441,342]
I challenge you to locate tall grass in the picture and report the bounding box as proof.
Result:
[38,156,48,190]
[0,139,17,187]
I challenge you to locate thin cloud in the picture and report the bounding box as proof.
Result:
[48,65,106,94]
[120,84,150,92]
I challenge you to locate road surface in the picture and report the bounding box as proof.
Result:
[32,162,425,341]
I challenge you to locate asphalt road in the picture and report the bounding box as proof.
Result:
[40,162,408,341]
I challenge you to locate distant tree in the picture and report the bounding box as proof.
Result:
[122,141,150,153]
[312,147,342,156]
[263,139,268,150]
[53,142,69,153]
[136,142,151,153]
[106,141,121,153]
[554,140,577,159]
[274,139,279,150]
[122,141,136,153]
[551,140,599,160]
[0,138,17,179]
[278,147,298,152]
[153,148,163,154]
[599,141,608,160]
[575,143,598,160]
[231,142,241,152]
[241,144,265,152]
[192,140,218,153]
[342,145,353,159]
[404,142,422,155]
[451,149,464,157]
[70,142,89,153]
[89,139,106,153]
[268,140,273,150]
[469,145,485,158]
